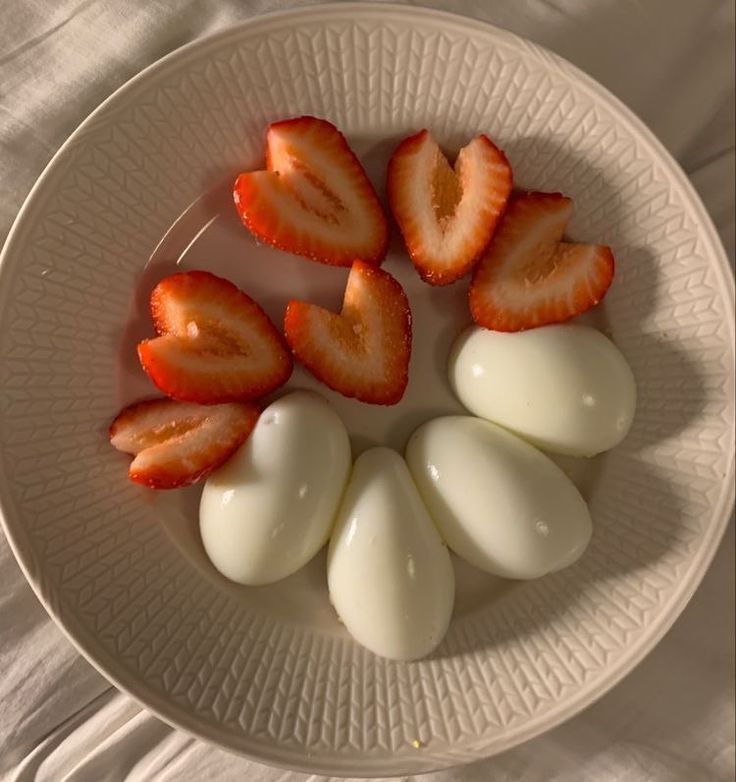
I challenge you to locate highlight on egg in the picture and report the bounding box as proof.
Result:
[199,390,351,586]
[327,447,455,661]
[449,323,636,457]
[406,416,593,580]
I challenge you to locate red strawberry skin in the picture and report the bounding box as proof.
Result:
[284,260,411,405]
[233,116,389,267]
[138,271,292,404]
[387,130,512,285]
[469,192,614,331]
[109,398,259,489]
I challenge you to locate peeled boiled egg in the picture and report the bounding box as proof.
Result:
[449,324,636,456]
[327,447,454,660]
[200,390,350,585]
[406,416,592,579]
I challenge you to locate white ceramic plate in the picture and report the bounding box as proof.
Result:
[0,3,733,776]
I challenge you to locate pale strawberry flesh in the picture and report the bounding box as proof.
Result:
[234,116,388,266]
[284,260,411,405]
[110,398,259,489]
[470,192,614,331]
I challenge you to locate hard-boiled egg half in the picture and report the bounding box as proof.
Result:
[449,324,636,457]
[406,417,592,579]
[328,447,455,661]
[200,390,350,585]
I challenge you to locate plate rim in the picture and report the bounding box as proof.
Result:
[0,3,733,776]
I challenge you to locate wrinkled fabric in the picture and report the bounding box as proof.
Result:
[0,2,734,781]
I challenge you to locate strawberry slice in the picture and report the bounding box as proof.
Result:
[284,260,411,405]
[109,398,259,489]
[387,130,512,285]
[138,271,292,404]
[469,192,615,331]
[233,116,389,267]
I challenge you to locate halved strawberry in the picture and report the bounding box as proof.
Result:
[109,398,259,489]
[138,270,292,404]
[387,130,512,285]
[233,116,388,267]
[284,260,411,405]
[469,192,615,331]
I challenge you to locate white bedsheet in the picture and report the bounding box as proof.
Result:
[0,2,734,780]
